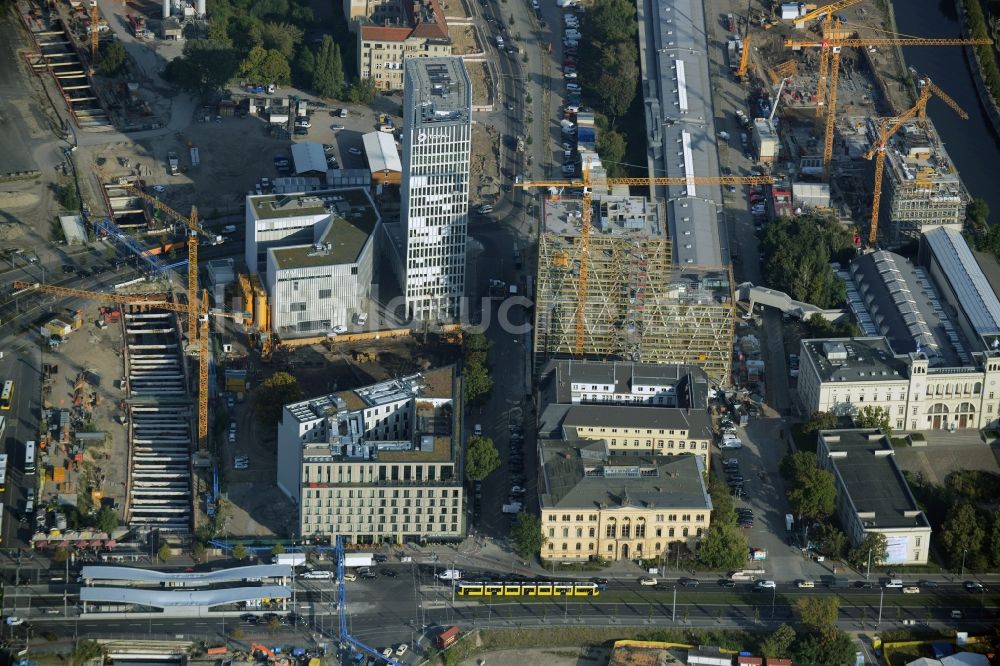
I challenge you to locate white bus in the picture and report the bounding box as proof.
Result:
[0,454,7,493]
[24,440,35,475]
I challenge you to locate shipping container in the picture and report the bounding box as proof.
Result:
[436,626,459,649]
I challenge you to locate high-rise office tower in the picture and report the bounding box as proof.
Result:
[401,56,471,322]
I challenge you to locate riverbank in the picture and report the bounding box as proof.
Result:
[954,0,1000,141]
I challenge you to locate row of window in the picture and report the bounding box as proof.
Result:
[301,488,460,499]
[607,439,707,451]
[546,535,700,552]
[577,426,690,436]
[303,521,461,533]
[302,498,460,508]
[578,395,673,405]
[303,507,456,517]
[547,512,707,523]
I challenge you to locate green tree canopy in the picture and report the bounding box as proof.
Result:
[941,502,985,569]
[271,543,285,556]
[260,22,303,60]
[465,435,500,481]
[795,631,856,666]
[847,532,888,570]
[990,506,1000,568]
[596,128,627,177]
[795,596,840,642]
[463,361,493,406]
[801,411,838,439]
[95,507,118,534]
[239,46,291,85]
[854,405,892,436]
[313,36,344,98]
[52,548,69,564]
[759,624,796,660]
[164,40,242,98]
[760,215,855,308]
[697,520,749,570]
[968,198,990,229]
[58,184,80,211]
[804,313,860,338]
[233,543,249,560]
[99,40,127,77]
[158,543,172,562]
[511,513,546,559]
[346,78,378,104]
[254,371,303,426]
[815,522,848,560]
[192,541,207,560]
[782,452,836,521]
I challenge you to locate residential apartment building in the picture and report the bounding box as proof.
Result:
[399,57,471,321]
[817,429,931,565]
[276,367,463,544]
[244,189,379,337]
[540,441,712,562]
[355,0,452,91]
[539,360,711,408]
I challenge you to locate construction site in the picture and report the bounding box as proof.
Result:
[532,193,735,386]
[723,0,987,248]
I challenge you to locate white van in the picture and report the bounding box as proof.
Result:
[301,570,333,580]
[884,579,903,589]
[438,569,462,581]
[223,224,237,234]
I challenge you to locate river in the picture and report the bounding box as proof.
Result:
[891,0,1000,224]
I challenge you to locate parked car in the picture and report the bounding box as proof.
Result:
[755,580,776,590]
[639,577,657,586]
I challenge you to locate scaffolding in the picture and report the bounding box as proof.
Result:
[533,195,735,385]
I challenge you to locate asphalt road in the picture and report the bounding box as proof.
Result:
[0,16,41,174]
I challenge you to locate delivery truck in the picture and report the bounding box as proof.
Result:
[274,553,306,567]
[343,553,374,569]
[436,626,459,649]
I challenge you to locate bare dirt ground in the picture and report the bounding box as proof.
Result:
[470,122,501,204]
[469,60,490,106]
[449,25,479,55]
[440,0,469,17]
[40,306,130,520]
[458,647,611,666]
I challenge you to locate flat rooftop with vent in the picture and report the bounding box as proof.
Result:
[243,188,380,338]
[817,429,931,564]
[407,57,470,127]
[538,439,712,563]
[276,367,463,543]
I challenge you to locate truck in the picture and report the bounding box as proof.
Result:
[748,548,768,561]
[343,553,374,569]
[167,151,179,175]
[729,568,766,581]
[436,626,459,649]
[274,553,306,567]
[502,501,523,514]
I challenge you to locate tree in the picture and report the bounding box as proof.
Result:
[192,541,207,561]
[989,506,1000,568]
[697,520,749,570]
[802,411,838,438]
[158,543,172,562]
[465,435,500,481]
[968,197,990,230]
[787,466,836,520]
[346,78,378,104]
[854,405,892,437]
[941,502,985,569]
[596,128,627,177]
[271,543,285,556]
[815,523,848,560]
[759,623,796,659]
[463,361,493,405]
[804,313,860,338]
[58,184,80,211]
[795,597,840,642]
[594,42,638,119]
[847,532,888,570]
[294,46,316,88]
[795,631,856,666]
[51,548,69,564]
[511,513,546,559]
[239,46,291,85]
[233,543,249,560]
[313,36,344,98]
[94,506,118,534]
[253,372,303,426]
[260,22,303,60]
[164,40,242,98]
[760,215,855,308]
[781,450,819,482]
[71,640,103,666]
[707,476,735,522]
[98,40,127,77]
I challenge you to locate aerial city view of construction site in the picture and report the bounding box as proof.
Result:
[6,0,1000,661]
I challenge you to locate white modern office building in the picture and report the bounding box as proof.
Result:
[400,56,471,322]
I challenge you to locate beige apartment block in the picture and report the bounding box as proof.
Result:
[355,0,452,91]
[540,442,711,563]
[276,367,463,544]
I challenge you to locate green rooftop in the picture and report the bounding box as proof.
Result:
[264,190,379,269]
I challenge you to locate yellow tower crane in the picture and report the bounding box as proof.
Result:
[516,171,773,357]
[865,77,967,247]
[120,184,222,339]
[89,0,99,64]
[786,34,991,173]
[13,281,244,448]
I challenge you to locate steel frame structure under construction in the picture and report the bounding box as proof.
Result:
[532,195,735,385]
